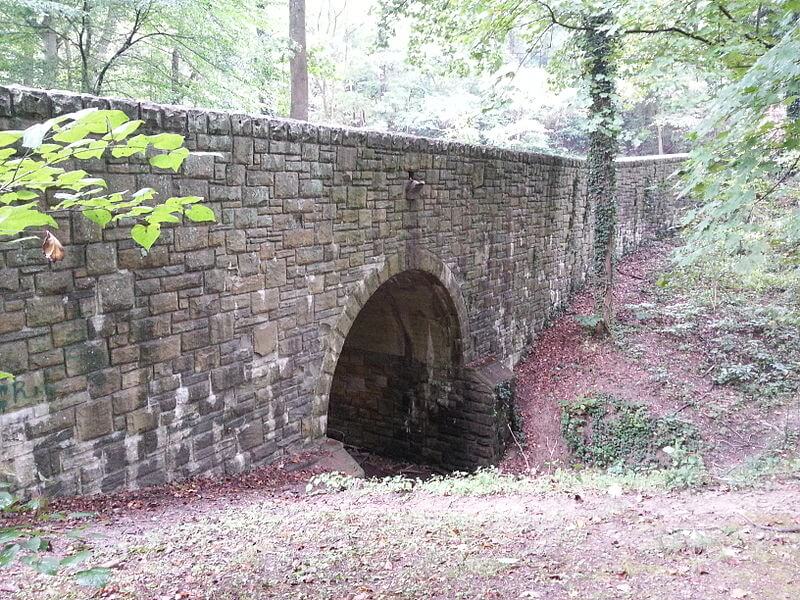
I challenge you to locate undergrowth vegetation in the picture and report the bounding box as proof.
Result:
[560,394,701,469]
[0,484,108,587]
[610,242,800,488]
[306,459,709,498]
[639,249,800,406]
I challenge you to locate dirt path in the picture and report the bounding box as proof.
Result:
[5,478,800,599]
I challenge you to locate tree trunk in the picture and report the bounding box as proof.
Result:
[79,0,94,93]
[171,48,181,104]
[41,16,59,84]
[289,0,309,120]
[582,11,619,335]
[65,40,73,89]
[788,98,800,121]
[656,123,664,155]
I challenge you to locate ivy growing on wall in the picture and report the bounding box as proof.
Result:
[580,10,621,333]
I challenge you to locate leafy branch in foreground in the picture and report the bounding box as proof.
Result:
[0,108,215,587]
[0,483,110,588]
[679,22,800,273]
[0,106,215,253]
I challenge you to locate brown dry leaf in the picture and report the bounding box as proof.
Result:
[42,230,65,262]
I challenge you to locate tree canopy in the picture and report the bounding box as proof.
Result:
[1,0,798,282]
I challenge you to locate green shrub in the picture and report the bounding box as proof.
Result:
[561,394,700,469]
[0,483,109,587]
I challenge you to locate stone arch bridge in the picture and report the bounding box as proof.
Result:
[0,86,685,495]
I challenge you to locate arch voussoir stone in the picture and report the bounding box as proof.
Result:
[312,249,470,428]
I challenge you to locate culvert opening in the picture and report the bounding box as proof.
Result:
[327,269,513,472]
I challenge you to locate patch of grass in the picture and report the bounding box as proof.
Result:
[720,433,800,487]
[560,394,701,470]
[307,458,710,499]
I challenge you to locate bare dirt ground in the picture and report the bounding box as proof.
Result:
[3,241,799,599]
[4,475,800,599]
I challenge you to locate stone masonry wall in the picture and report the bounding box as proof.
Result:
[0,85,686,496]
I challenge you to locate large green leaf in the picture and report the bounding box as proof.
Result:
[149,133,184,150]
[83,208,113,228]
[185,204,216,222]
[60,550,91,568]
[29,555,61,576]
[106,120,143,141]
[72,110,129,135]
[0,131,23,148]
[0,492,15,510]
[131,223,161,250]
[52,124,90,144]
[22,536,49,552]
[0,544,21,567]
[0,528,22,544]
[0,205,59,236]
[0,190,38,204]
[72,140,109,160]
[149,147,190,171]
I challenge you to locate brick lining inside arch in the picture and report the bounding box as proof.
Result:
[327,269,500,468]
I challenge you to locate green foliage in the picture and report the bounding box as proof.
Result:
[679,20,800,274]
[723,434,800,487]
[575,313,604,331]
[661,443,707,489]
[561,394,701,469]
[496,380,526,445]
[305,461,710,497]
[708,312,800,398]
[306,471,415,494]
[0,483,109,587]
[0,0,286,111]
[386,0,800,273]
[641,257,800,404]
[0,108,214,249]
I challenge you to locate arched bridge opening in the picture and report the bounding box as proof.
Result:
[327,268,514,471]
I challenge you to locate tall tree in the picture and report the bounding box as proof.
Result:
[385,0,629,329]
[382,0,797,328]
[581,10,619,333]
[680,20,800,272]
[0,0,285,112]
[289,0,309,120]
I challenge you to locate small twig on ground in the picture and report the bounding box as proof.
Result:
[757,418,784,435]
[718,438,744,450]
[546,436,559,475]
[719,421,751,444]
[738,512,800,534]
[616,267,645,280]
[507,424,532,473]
[670,402,694,417]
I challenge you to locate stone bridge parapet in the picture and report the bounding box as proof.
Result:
[0,85,686,495]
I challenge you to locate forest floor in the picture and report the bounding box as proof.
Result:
[503,241,800,479]
[3,240,800,600]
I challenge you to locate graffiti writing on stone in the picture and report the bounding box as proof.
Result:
[0,376,48,413]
